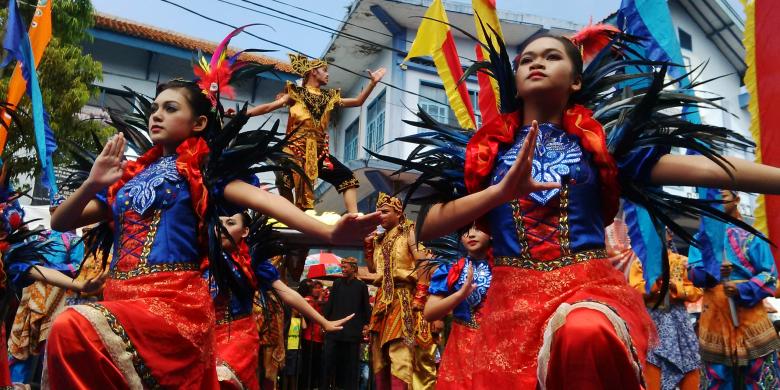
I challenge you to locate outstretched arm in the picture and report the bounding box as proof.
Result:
[27,266,107,293]
[51,134,127,231]
[650,154,780,194]
[341,69,386,108]
[419,122,559,240]
[223,180,379,245]
[246,93,290,117]
[271,280,353,332]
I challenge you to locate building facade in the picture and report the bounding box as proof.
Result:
[315,0,755,225]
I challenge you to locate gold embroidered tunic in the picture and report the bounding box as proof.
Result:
[282,82,344,210]
[368,220,418,383]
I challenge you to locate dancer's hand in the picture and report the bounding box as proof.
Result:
[495,120,560,204]
[723,281,738,297]
[79,269,109,294]
[86,133,127,190]
[323,313,355,332]
[330,212,381,245]
[456,264,477,300]
[367,68,386,84]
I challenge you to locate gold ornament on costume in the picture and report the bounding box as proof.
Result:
[376,192,403,213]
[288,53,327,76]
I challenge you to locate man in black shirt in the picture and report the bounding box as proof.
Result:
[322,257,372,389]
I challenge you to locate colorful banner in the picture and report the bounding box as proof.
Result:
[743,0,780,263]
[471,0,503,115]
[1,0,57,197]
[403,0,476,130]
[1,0,52,153]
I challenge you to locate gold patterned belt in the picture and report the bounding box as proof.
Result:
[109,262,201,280]
[494,248,608,272]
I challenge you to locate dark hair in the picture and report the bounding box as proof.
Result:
[155,79,216,132]
[239,211,251,228]
[298,279,314,296]
[514,33,583,77]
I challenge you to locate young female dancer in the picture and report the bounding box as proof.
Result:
[378,31,780,389]
[44,79,378,388]
[214,211,353,389]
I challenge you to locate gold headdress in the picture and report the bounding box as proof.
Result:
[288,53,327,76]
[376,192,403,213]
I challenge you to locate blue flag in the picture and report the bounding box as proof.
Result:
[2,0,58,198]
[617,0,725,284]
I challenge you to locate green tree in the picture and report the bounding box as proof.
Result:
[0,0,107,190]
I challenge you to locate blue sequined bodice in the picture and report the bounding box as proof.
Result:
[488,123,606,259]
[429,257,492,327]
[118,155,181,215]
[110,155,200,273]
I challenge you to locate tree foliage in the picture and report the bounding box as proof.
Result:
[0,0,107,189]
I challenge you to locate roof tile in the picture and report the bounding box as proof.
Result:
[93,13,294,74]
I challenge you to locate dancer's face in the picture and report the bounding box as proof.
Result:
[311,282,323,298]
[720,190,740,215]
[308,66,329,86]
[219,213,249,251]
[148,88,208,150]
[377,205,401,230]
[461,226,490,257]
[341,262,357,278]
[515,37,581,105]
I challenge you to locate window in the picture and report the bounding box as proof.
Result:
[678,28,692,51]
[365,91,386,152]
[682,55,692,72]
[419,82,481,128]
[344,119,359,161]
[86,86,134,114]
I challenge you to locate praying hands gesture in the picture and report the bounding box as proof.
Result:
[495,120,561,203]
[456,263,478,300]
[419,120,560,240]
[87,133,128,190]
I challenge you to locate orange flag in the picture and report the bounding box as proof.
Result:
[0,0,52,154]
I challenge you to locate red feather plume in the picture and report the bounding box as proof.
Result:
[569,23,621,64]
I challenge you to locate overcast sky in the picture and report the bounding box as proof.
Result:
[91,0,744,62]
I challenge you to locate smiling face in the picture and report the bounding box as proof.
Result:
[219,213,249,251]
[461,225,491,258]
[148,88,208,152]
[515,36,582,105]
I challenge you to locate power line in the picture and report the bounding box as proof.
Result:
[158,0,447,106]
[217,0,407,58]
[263,0,396,40]
[233,0,477,63]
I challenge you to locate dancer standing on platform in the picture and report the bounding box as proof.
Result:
[688,190,780,389]
[371,27,780,389]
[243,54,385,214]
[43,32,379,385]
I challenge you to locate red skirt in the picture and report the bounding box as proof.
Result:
[215,315,260,390]
[435,259,653,389]
[45,270,219,389]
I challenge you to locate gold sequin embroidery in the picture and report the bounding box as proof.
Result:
[494,248,608,271]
